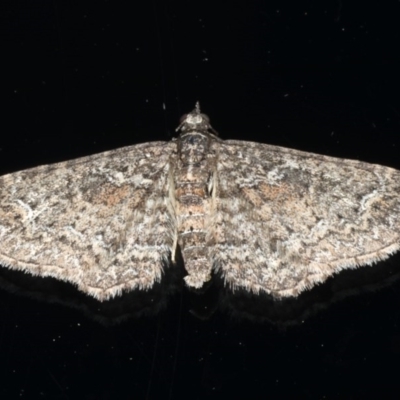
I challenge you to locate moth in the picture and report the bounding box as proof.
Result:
[0,103,399,300]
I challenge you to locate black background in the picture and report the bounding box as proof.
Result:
[2,1,400,399]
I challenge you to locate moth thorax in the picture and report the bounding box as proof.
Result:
[178,133,210,164]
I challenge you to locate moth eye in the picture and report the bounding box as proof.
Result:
[179,114,188,123]
[200,113,210,122]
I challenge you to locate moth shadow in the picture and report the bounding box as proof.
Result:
[0,254,185,325]
[1,251,400,326]
[215,252,400,327]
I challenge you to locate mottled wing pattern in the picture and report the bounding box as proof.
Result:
[0,142,176,300]
[212,140,400,298]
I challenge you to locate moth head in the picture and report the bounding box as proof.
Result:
[176,102,218,136]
